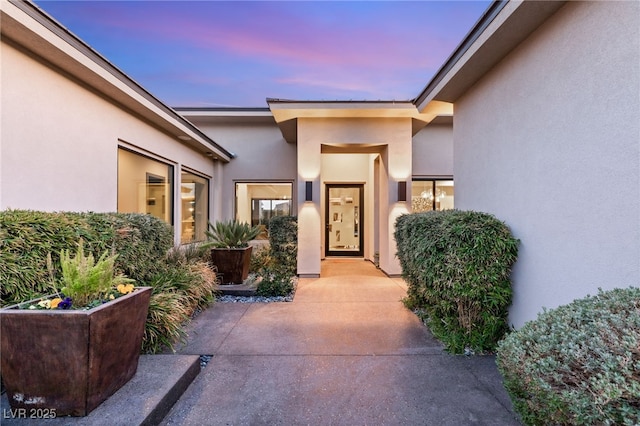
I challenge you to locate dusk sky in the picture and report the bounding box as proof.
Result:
[34,1,491,108]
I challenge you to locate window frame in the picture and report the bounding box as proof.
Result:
[411,177,454,212]
[180,168,211,244]
[117,146,175,226]
[234,180,294,233]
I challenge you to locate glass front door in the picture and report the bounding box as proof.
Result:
[325,184,364,257]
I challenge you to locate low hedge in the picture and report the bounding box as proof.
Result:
[255,216,297,297]
[496,287,640,425]
[266,215,298,276]
[394,210,519,353]
[0,210,216,353]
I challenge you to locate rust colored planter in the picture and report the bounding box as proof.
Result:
[211,246,253,284]
[0,287,152,417]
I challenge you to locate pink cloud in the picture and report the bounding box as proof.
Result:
[65,2,471,71]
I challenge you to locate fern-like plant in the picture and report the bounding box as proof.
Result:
[57,240,134,307]
[202,220,261,249]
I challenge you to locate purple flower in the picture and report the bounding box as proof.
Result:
[57,297,72,310]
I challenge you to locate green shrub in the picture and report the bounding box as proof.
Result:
[394,210,519,353]
[267,216,298,276]
[255,216,297,297]
[0,210,216,354]
[1,210,87,303]
[250,244,272,273]
[255,268,295,297]
[0,210,173,304]
[496,287,640,425]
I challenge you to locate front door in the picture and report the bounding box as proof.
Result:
[325,184,364,257]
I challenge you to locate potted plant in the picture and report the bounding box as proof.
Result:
[0,240,152,417]
[203,220,261,284]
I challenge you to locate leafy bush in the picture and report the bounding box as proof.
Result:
[250,244,272,273]
[0,210,174,304]
[0,210,216,354]
[255,216,297,297]
[267,216,298,276]
[496,287,640,425]
[255,268,295,297]
[394,210,519,353]
[1,210,87,303]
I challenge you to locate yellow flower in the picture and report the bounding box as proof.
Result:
[50,298,63,309]
[37,300,51,309]
[109,294,115,300]
[117,284,135,294]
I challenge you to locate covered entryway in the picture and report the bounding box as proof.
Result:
[325,184,364,257]
[267,99,436,277]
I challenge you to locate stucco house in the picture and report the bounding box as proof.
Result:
[1,0,638,328]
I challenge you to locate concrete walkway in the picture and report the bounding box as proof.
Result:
[162,259,520,425]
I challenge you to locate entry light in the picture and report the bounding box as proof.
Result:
[305,181,313,202]
[397,181,407,202]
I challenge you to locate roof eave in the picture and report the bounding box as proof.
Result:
[414,0,567,112]
[2,0,234,162]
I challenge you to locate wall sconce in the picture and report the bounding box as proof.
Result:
[397,181,407,202]
[305,181,313,202]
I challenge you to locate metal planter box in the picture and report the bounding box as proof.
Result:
[210,247,253,284]
[0,287,152,416]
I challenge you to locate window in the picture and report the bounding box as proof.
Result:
[117,148,173,225]
[411,179,454,212]
[181,171,209,243]
[236,182,292,238]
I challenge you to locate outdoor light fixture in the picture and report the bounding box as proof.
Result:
[397,181,407,202]
[305,181,313,202]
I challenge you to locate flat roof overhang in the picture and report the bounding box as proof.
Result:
[1,0,233,162]
[267,99,453,144]
[415,0,567,111]
[175,107,277,126]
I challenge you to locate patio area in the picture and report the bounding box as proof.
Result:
[1,259,519,425]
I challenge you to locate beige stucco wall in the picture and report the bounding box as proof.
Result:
[1,38,213,244]
[412,123,453,177]
[453,1,640,327]
[191,121,297,221]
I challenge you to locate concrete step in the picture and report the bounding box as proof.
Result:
[216,283,257,296]
[0,355,200,425]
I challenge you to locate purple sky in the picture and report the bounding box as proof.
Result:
[35,1,491,107]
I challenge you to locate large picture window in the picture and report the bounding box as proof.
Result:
[235,182,292,238]
[181,171,209,243]
[411,179,454,212]
[117,148,174,225]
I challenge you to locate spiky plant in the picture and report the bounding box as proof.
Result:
[202,220,261,249]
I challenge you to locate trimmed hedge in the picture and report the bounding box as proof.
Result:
[255,216,297,297]
[267,216,298,276]
[496,287,640,425]
[395,210,519,353]
[0,210,216,353]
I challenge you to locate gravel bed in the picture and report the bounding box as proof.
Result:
[217,294,294,303]
[199,355,213,368]
[217,277,297,303]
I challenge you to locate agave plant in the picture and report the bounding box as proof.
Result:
[203,220,261,249]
